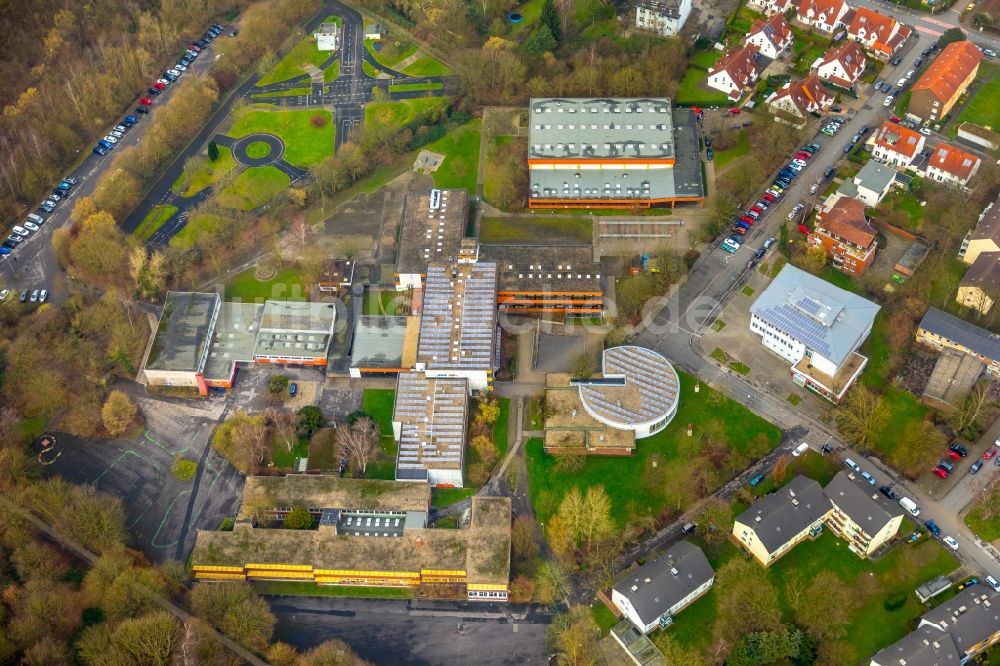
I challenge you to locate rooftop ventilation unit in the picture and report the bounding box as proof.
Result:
[429,189,442,211]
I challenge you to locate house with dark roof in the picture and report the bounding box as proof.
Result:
[749,264,880,402]
[812,41,868,90]
[825,471,904,557]
[910,40,982,122]
[611,541,714,633]
[917,307,1000,376]
[810,197,878,276]
[960,195,1000,265]
[633,0,691,36]
[869,121,926,168]
[926,142,981,189]
[846,7,911,58]
[796,0,851,33]
[766,74,835,119]
[916,587,1000,663]
[707,44,763,101]
[732,476,830,566]
[870,623,962,666]
[746,14,794,59]
[958,252,1000,315]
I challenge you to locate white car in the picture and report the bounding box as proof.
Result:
[943,536,959,551]
[23,221,39,232]
[38,289,48,303]
[792,443,809,457]
[788,162,803,172]
[792,158,807,167]
[157,78,171,87]
[103,135,118,144]
[0,289,9,301]
[884,95,895,107]
[109,130,123,139]
[919,127,932,136]
[174,63,188,71]
[167,68,182,77]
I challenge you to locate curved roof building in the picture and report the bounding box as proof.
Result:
[572,346,680,439]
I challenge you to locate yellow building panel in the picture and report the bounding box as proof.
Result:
[246,563,314,571]
[316,569,419,578]
[422,576,466,584]
[467,583,509,591]
[247,571,316,580]
[421,569,467,577]
[195,573,248,581]
[192,565,246,573]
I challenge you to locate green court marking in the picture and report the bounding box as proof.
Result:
[150,489,192,549]
[95,450,160,483]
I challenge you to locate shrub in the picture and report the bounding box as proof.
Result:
[310,113,328,127]
[208,141,220,161]
[268,375,289,397]
[883,593,907,611]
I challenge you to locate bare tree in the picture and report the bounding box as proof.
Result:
[232,414,269,468]
[336,416,379,474]
[835,386,888,453]
[952,379,996,435]
[265,408,298,454]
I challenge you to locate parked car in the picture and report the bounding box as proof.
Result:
[102,135,118,144]
[38,290,48,303]
[174,63,188,72]
[792,443,808,457]
[152,82,166,90]
[792,158,807,167]
[984,446,996,460]
[920,127,932,136]
[946,449,961,461]
[892,56,903,66]
[167,68,182,78]
[763,192,777,203]
[925,519,942,536]
[720,238,739,254]
[147,87,161,96]
[29,290,38,303]
[971,460,984,474]
[943,536,959,551]
[135,106,150,114]
[889,115,902,123]
[140,97,153,106]
[824,166,837,178]
[884,95,895,107]
[23,221,39,232]
[18,289,28,303]
[939,459,955,472]
[93,145,108,156]
[289,382,298,397]
[950,443,969,457]
[805,143,821,152]
[843,143,853,153]
[985,48,998,58]
[861,471,876,485]
[879,485,896,500]
[932,466,949,478]
[749,472,766,487]
[763,237,776,250]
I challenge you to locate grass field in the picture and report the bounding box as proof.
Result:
[508,0,545,35]
[169,212,224,250]
[257,33,330,86]
[134,204,177,240]
[870,387,929,462]
[494,398,510,458]
[228,108,335,167]
[171,459,197,481]
[480,216,592,243]
[714,131,750,170]
[224,266,306,302]
[363,97,449,134]
[244,141,272,159]
[365,37,417,68]
[402,56,450,77]
[689,49,723,70]
[957,62,1000,130]
[324,60,340,82]
[526,372,782,528]
[676,67,731,106]
[748,450,839,497]
[421,120,481,191]
[171,146,238,197]
[362,289,403,315]
[388,82,444,93]
[362,60,381,78]
[215,166,290,211]
[361,389,399,481]
[431,487,477,509]
[966,499,1000,542]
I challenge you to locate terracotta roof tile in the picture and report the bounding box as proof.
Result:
[929,141,981,180]
[816,198,876,248]
[911,40,982,105]
[872,121,924,159]
[710,43,762,88]
[748,14,793,48]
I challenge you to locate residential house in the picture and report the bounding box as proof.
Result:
[870,624,962,666]
[364,23,383,40]
[732,476,830,566]
[745,14,794,59]
[810,197,878,276]
[958,252,1000,314]
[749,264,880,402]
[837,160,897,207]
[767,74,835,118]
[916,587,1000,663]
[812,41,868,90]
[846,7,911,59]
[926,142,981,188]
[909,40,982,122]
[707,44,763,101]
[796,0,852,33]
[747,0,797,16]
[869,121,925,168]
[960,195,1000,264]
[916,307,1000,376]
[611,541,714,633]
[825,471,904,557]
[634,0,692,37]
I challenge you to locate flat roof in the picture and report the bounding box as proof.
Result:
[396,189,469,276]
[918,307,1000,361]
[255,301,336,360]
[612,541,713,626]
[393,373,469,476]
[350,315,411,369]
[416,262,498,372]
[544,373,636,452]
[855,160,897,192]
[145,292,221,372]
[479,244,602,294]
[750,265,880,367]
[530,167,678,202]
[204,301,263,381]
[575,346,680,428]
[529,98,675,161]
[238,475,431,518]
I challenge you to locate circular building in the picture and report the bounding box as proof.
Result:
[573,346,680,439]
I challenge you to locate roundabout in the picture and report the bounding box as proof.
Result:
[231,133,285,167]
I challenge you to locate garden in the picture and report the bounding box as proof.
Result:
[256,15,342,85]
[420,119,481,192]
[956,62,1000,130]
[224,266,307,302]
[228,108,335,167]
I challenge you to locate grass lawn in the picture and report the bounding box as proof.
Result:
[362,289,403,315]
[422,120,481,191]
[362,389,399,481]
[431,487,477,509]
[307,429,338,471]
[257,33,329,86]
[253,87,313,99]
[508,0,545,35]
[689,49,723,70]
[224,266,306,302]
[323,60,340,82]
[878,189,925,233]
[714,130,750,170]
[270,437,309,469]
[860,311,894,391]
[526,372,782,528]
[363,97,449,134]
[170,212,224,250]
[171,145,239,197]
[928,257,969,316]
[134,204,178,241]
[171,459,197,481]
[480,216,592,243]
[244,141,272,159]
[591,604,619,636]
[966,501,1000,542]
[870,387,928,462]
[362,60,381,78]
[388,82,444,93]
[402,55,450,77]
[253,581,413,599]
[749,451,840,497]
[215,166,290,211]
[676,67,730,106]
[957,62,1000,130]
[228,108,334,167]
[365,37,417,68]
[494,398,511,458]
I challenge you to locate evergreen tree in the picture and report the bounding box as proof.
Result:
[539,0,562,43]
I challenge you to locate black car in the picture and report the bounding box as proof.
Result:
[706,147,714,161]
[843,143,853,153]
[705,137,712,148]
[193,39,207,48]
[879,485,896,500]
[135,106,150,114]
[859,125,870,134]
[892,57,903,65]
[824,166,837,178]
[950,443,969,457]
[915,58,923,67]
[211,23,224,31]
[147,87,161,95]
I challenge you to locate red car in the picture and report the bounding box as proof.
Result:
[750,206,763,215]
[932,467,949,479]
[732,224,748,235]
[153,82,166,90]
[946,450,961,461]
[140,96,153,106]
[798,224,809,234]
[763,193,777,203]
[728,107,741,115]
[985,446,997,460]
[795,151,811,160]
[889,115,902,123]
[740,215,755,225]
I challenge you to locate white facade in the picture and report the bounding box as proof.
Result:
[418,366,491,394]
[927,160,981,188]
[707,70,741,100]
[396,272,423,291]
[612,579,714,634]
[634,0,691,37]
[745,25,792,59]
[313,23,339,51]
[751,312,809,366]
[871,140,924,168]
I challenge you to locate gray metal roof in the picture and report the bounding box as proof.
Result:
[735,475,830,554]
[255,301,336,361]
[351,316,409,369]
[528,98,674,161]
[855,160,897,193]
[750,264,880,367]
[392,372,469,477]
[416,262,498,371]
[574,346,680,428]
[529,167,677,202]
[921,587,1000,657]
[825,471,904,535]
[871,624,961,666]
[612,541,713,626]
[145,292,221,372]
[918,307,1000,361]
[204,301,263,381]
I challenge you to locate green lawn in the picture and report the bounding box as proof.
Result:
[422,120,481,191]
[878,189,925,233]
[224,266,307,302]
[169,212,224,250]
[362,289,403,315]
[480,216,592,243]
[365,37,417,68]
[689,49,723,70]
[270,436,309,469]
[172,459,197,481]
[362,389,399,481]
[324,60,340,82]
[253,581,413,598]
[363,97,449,134]
[870,387,928,462]
[749,451,840,497]
[244,141,272,159]
[171,145,239,197]
[957,62,1000,130]
[388,82,443,93]
[526,372,782,528]
[494,398,511,458]
[257,32,330,86]
[431,487,477,509]
[928,257,969,315]
[228,108,335,167]
[714,130,750,170]
[362,60,381,78]
[134,204,177,241]
[676,67,731,106]
[966,502,1000,542]
[508,0,545,35]
[860,311,894,391]
[402,55,450,77]
[591,604,619,636]
[667,532,957,662]
[215,166,290,211]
